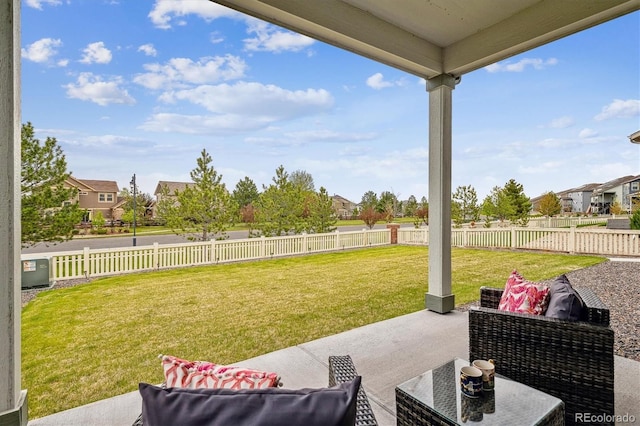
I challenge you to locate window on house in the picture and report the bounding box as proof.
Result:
[632,182,639,192]
[99,193,114,202]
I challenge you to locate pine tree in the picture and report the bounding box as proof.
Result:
[21,122,84,247]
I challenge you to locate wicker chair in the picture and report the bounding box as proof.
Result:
[469,286,614,426]
[133,355,378,426]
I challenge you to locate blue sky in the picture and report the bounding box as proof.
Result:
[21,1,640,203]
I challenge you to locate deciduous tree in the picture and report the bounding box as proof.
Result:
[21,122,84,247]
[359,206,384,229]
[290,170,315,193]
[538,191,562,217]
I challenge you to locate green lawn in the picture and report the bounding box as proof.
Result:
[22,246,605,418]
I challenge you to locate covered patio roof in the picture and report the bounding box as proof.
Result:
[209,0,639,79]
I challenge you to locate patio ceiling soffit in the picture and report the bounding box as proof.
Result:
[210,0,639,79]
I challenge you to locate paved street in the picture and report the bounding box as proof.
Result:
[22,223,414,254]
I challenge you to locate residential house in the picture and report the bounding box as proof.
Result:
[620,175,640,212]
[566,183,601,213]
[331,194,358,219]
[65,177,121,222]
[153,181,193,217]
[531,176,639,216]
[589,175,640,214]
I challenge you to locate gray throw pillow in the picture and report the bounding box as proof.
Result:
[544,274,585,321]
[139,376,360,426]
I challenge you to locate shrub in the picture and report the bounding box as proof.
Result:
[630,209,640,230]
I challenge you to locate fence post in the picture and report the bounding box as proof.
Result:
[335,230,340,249]
[386,224,400,244]
[302,233,308,253]
[260,236,265,258]
[363,228,368,247]
[511,229,517,249]
[153,243,159,270]
[569,226,576,254]
[462,228,468,248]
[210,239,217,263]
[83,247,90,279]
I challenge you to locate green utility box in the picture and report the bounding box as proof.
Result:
[21,258,52,289]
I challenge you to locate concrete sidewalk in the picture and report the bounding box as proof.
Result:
[28,309,639,426]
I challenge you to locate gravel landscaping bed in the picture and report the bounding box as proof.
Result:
[22,258,640,361]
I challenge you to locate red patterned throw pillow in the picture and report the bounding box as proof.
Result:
[498,270,551,315]
[160,354,281,389]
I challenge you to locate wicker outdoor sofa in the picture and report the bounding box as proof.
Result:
[469,286,615,426]
[132,355,378,426]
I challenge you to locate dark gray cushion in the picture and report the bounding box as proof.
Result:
[544,274,585,321]
[139,377,360,426]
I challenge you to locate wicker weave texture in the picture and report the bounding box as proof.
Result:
[395,387,455,426]
[470,286,615,426]
[329,355,379,426]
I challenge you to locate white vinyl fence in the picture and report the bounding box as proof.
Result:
[399,227,640,257]
[22,229,391,281]
[527,216,609,228]
[22,226,640,282]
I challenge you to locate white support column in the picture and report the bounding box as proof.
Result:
[425,74,458,314]
[0,0,27,424]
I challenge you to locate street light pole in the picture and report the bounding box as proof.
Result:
[130,174,137,247]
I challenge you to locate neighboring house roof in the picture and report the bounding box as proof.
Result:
[70,178,119,193]
[592,175,638,195]
[154,181,193,195]
[331,194,356,205]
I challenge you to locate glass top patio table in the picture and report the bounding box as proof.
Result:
[395,358,564,426]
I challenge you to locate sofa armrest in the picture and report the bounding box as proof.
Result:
[329,355,378,426]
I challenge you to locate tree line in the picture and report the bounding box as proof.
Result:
[21,123,640,247]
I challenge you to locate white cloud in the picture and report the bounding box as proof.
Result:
[210,32,225,44]
[75,134,145,147]
[80,42,112,64]
[484,58,558,73]
[64,73,135,106]
[133,55,247,90]
[578,128,598,138]
[283,130,377,143]
[594,99,640,121]
[160,82,333,120]
[139,113,271,134]
[244,20,314,53]
[138,44,157,57]
[549,116,574,128]
[148,0,237,29]
[519,161,563,174]
[21,38,62,63]
[25,0,61,10]
[307,147,428,180]
[366,73,403,90]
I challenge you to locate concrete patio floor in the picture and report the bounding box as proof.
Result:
[27,308,639,426]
